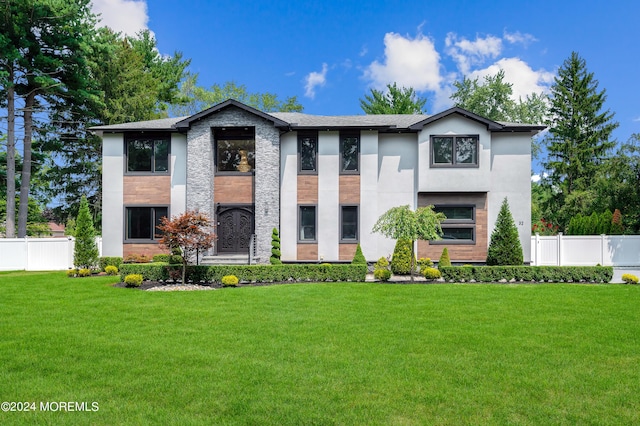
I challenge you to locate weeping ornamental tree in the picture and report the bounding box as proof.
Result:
[372,205,446,281]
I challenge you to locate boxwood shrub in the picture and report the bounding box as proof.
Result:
[440,266,613,283]
[99,256,123,272]
[119,263,367,284]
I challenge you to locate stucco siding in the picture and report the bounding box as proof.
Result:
[359,131,379,261]
[170,133,187,218]
[101,133,124,257]
[318,131,339,261]
[279,132,298,261]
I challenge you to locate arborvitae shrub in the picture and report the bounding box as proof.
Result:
[438,247,451,268]
[391,238,412,275]
[351,243,366,265]
[270,228,282,265]
[73,195,99,269]
[486,198,523,266]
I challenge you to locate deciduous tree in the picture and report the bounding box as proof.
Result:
[372,205,445,280]
[158,211,216,284]
[360,83,427,114]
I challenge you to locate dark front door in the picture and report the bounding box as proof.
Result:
[217,206,254,253]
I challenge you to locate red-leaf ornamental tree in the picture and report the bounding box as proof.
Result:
[157,211,216,283]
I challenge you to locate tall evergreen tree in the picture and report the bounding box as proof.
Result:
[542,52,618,226]
[486,198,523,266]
[360,83,427,114]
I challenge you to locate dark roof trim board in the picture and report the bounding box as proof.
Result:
[408,106,546,133]
[173,99,289,130]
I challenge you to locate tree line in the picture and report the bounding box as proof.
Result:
[1,1,636,237]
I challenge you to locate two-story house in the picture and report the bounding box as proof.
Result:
[93,99,544,264]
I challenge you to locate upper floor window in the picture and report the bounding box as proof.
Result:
[340,133,359,173]
[215,127,255,173]
[298,132,318,173]
[125,206,168,241]
[126,133,169,173]
[431,135,478,167]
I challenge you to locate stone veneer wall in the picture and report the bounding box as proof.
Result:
[185,106,280,263]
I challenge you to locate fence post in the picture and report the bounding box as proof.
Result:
[600,234,605,266]
[557,232,563,266]
[533,233,540,266]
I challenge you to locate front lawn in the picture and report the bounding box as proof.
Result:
[1,272,639,424]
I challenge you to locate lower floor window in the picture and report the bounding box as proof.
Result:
[434,205,475,243]
[126,207,168,240]
[299,206,316,242]
[341,205,358,241]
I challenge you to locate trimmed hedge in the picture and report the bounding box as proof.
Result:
[99,256,123,272]
[440,266,613,283]
[119,263,367,284]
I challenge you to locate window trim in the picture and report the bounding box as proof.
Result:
[431,204,476,245]
[297,204,317,243]
[298,131,318,175]
[213,127,256,175]
[124,205,169,243]
[339,132,360,175]
[430,135,479,168]
[124,132,171,175]
[340,204,359,243]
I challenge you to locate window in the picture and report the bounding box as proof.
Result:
[126,207,168,240]
[126,133,170,173]
[433,205,475,243]
[341,205,358,241]
[431,135,478,167]
[215,127,255,173]
[298,132,318,173]
[298,205,317,242]
[340,133,359,173]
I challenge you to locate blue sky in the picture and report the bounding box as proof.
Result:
[91,0,640,144]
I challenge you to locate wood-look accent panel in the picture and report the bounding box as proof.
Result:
[214,175,253,204]
[297,244,318,261]
[339,175,360,204]
[417,192,488,262]
[123,243,167,258]
[297,175,318,204]
[123,176,171,204]
[339,243,358,261]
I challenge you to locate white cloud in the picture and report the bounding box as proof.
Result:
[304,63,328,99]
[91,0,149,35]
[503,30,537,46]
[633,116,640,122]
[469,57,555,99]
[363,32,442,92]
[445,33,502,75]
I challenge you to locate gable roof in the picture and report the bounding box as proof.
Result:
[173,99,289,130]
[89,100,545,134]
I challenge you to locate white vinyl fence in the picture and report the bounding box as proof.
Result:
[0,237,103,271]
[531,234,640,267]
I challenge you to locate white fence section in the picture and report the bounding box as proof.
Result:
[531,234,640,266]
[0,237,103,271]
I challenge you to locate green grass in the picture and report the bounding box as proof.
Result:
[1,272,639,425]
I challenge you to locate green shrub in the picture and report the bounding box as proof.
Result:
[152,254,170,263]
[391,238,413,275]
[73,195,99,269]
[438,247,451,268]
[622,273,639,284]
[351,243,367,265]
[169,254,183,265]
[270,228,282,265]
[417,257,433,271]
[104,265,118,276]
[440,266,613,283]
[99,256,123,272]
[78,268,92,277]
[374,257,390,270]
[374,268,391,281]
[486,198,523,266]
[124,274,143,287]
[66,269,78,278]
[123,254,152,264]
[422,267,441,280]
[221,275,239,287]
